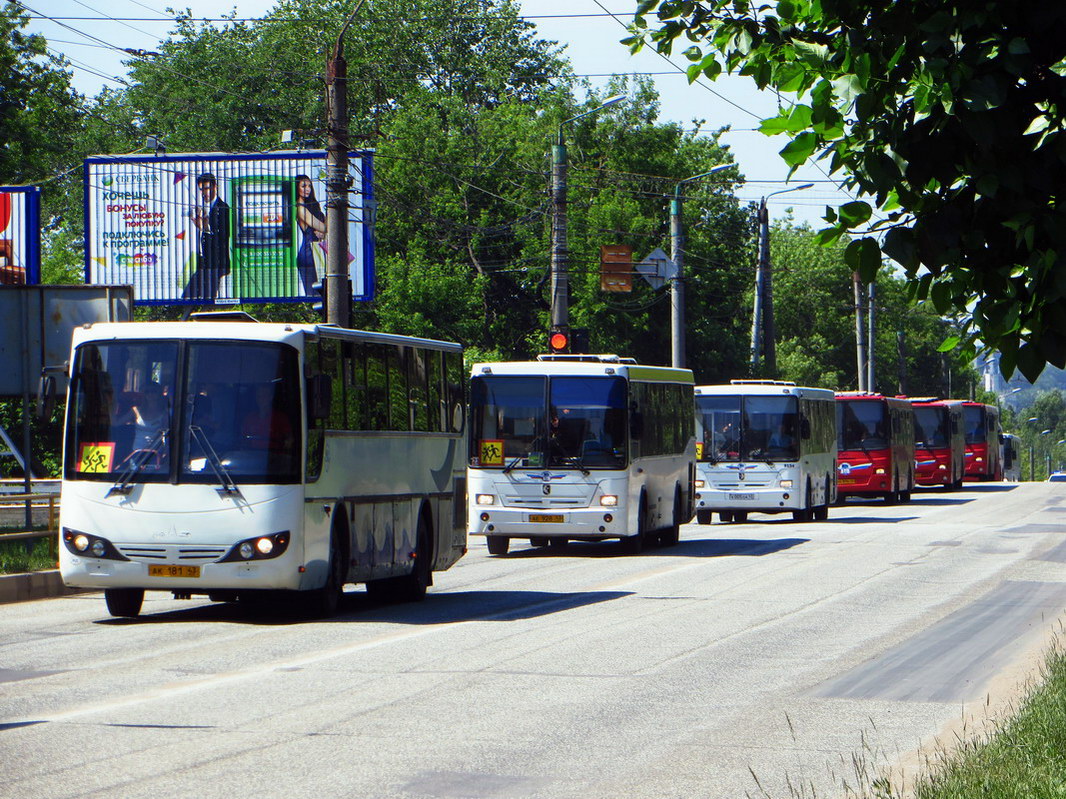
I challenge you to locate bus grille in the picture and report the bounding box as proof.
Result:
[502,496,586,509]
[716,482,771,489]
[117,545,229,562]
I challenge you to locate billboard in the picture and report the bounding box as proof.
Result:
[0,186,41,286]
[84,151,374,305]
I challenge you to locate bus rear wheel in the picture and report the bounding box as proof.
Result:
[659,486,682,547]
[486,535,510,555]
[390,514,433,603]
[105,588,144,618]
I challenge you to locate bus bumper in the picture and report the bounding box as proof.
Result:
[694,488,800,514]
[468,506,628,539]
[59,550,304,592]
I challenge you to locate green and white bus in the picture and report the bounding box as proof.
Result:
[467,355,695,555]
[59,316,467,618]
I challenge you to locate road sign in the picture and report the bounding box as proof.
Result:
[636,247,677,289]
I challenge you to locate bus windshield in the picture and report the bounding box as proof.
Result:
[66,339,302,484]
[696,395,798,462]
[963,405,986,445]
[914,407,949,449]
[696,395,741,461]
[470,375,627,469]
[837,400,889,451]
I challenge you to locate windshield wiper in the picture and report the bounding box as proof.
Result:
[189,425,241,497]
[502,455,525,474]
[107,429,165,497]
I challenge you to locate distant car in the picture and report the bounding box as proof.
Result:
[1048,473,1066,482]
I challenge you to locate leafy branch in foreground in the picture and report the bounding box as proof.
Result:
[626,1,1066,381]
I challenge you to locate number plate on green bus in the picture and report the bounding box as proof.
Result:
[148,565,201,578]
[529,514,564,523]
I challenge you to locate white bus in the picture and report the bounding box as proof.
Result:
[693,380,837,523]
[467,355,695,555]
[58,315,468,618]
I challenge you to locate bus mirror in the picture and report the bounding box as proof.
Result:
[307,374,332,422]
[37,374,56,419]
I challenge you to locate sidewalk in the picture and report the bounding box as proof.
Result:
[0,570,91,605]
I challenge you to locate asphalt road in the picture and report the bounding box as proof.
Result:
[2,482,1064,799]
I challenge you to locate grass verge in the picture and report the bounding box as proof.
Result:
[905,639,1066,799]
[0,534,55,574]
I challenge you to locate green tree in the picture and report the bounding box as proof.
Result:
[769,220,976,394]
[0,3,82,185]
[626,1,1066,381]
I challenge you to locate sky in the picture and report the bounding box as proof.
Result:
[24,0,855,226]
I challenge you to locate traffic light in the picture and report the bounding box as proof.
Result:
[311,280,327,321]
[570,328,590,354]
[548,326,570,353]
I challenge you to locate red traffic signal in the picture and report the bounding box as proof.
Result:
[549,330,569,353]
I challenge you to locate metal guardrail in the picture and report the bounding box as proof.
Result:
[0,492,59,557]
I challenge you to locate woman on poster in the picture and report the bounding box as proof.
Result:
[295,174,327,297]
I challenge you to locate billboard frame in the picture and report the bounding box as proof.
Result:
[83,150,375,306]
[0,185,42,285]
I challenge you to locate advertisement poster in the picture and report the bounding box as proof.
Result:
[0,187,41,286]
[84,151,374,305]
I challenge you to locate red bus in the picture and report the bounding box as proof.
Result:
[956,401,1003,481]
[911,399,965,489]
[835,393,916,503]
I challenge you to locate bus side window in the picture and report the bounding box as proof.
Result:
[319,339,345,430]
[444,351,465,433]
[364,343,389,431]
[389,346,410,431]
[346,342,367,431]
[427,350,443,433]
[408,347,430,432]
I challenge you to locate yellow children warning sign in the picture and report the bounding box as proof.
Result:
[78,442,115,473]
[479,439,504,466]
[695,441,703,460]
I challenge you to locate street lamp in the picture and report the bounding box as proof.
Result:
[550,94,625,335]
[670,164,732,368]
[750,183,813,373]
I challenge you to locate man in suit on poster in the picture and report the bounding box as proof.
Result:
[182,172,230,301]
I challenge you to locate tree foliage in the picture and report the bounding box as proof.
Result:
[769,221,972,395]
[626,0,1066,381]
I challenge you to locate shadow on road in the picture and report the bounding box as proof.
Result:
[826,515,921,524]
[498,534,808,560]
[94,588,633,626]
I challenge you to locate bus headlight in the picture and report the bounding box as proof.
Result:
[599,494,618,507]
[694,479,705,488]
[61,528,128,561]
[976,457,984,463]
[779,480,793,489]
[475,494,495,506]
[220,531,290,562]
[875,468,886,475]
[938,464,947,470]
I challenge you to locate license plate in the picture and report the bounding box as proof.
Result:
[838,478,857,485]
[728,493,755,501]
[148,564,201,578]
[529,514,564,523]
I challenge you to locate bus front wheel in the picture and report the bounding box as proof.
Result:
[307,526,345,618]
[486,535,510,555]
[105,588,143,618]
[696,509,713,525]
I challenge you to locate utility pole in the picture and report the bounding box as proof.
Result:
[866,279,876,392]
[853,272,868,391]
[550,129,569,331]
[670,165,729,368]
[550,95,624,338]
[750,184,811,374]
[324,0,367,328]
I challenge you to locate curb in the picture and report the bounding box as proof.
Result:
[0,570,93,605]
